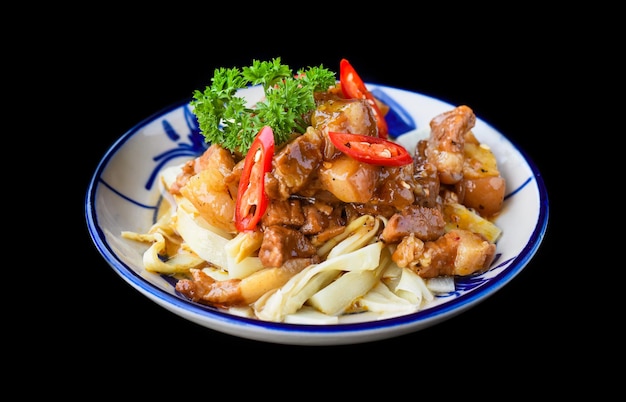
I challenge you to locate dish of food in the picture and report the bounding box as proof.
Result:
[86,61,548,345]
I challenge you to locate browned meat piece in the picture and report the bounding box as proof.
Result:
[392,229,496,278]
[300,204,329,234]
[426,105,476,185]
[413,140,441,208]
[264,127,324,200]
[175,269,244,308]
[175,258,319,308]
[391,234,426,269]
[169,159,196,195]
[311,95,378,139]
[311,93,378,160]
[300,202,345,235]
[177,145,239,233]
[454,130,506,218]
[261,199,305,227]
[259,225,318,267]
[373,164,416,210]
[380,205,446,244]
[307,204,347,245]
[170,144,236,195]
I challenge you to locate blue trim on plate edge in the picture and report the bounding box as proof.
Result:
[86,88,549,337]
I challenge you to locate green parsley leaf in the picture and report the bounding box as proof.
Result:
[190,57,336,154]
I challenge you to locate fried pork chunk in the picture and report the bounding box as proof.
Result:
[264,127,324,200]
[392,229,496,278]
[258,226,319,268]
[380,205,446,244]
[426,105,476,185]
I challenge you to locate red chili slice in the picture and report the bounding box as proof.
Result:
[339,58,389,139]
[328,131,413,166]
[235,126,275,231]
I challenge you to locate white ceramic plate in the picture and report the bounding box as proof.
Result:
[85,84,549,346]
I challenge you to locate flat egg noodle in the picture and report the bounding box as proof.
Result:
[254,241,384,322]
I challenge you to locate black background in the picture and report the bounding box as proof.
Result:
[63,14,590,387]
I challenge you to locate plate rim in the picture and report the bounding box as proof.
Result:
[85,84,549,345]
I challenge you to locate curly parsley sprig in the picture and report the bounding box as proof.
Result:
[190,57,337,154]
